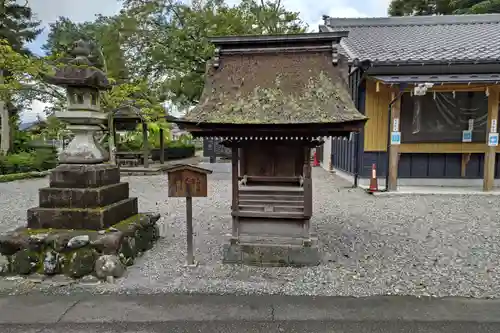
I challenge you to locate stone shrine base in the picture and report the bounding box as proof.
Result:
[222,242,321,267]
[0,213,160,280]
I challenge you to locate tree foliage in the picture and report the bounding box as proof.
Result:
[0,0,43,153]
[42,16,129,82]
[119,0,308,105]
[3,0,309,147]
[388,0,500,16]
[0,0,42,54]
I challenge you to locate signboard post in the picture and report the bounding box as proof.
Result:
[165,164,213,267]
[203,137,231,163]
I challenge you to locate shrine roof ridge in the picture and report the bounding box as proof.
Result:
[208,32,349,46]
[163,164,213,175]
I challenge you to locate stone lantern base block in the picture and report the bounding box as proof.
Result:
[28,163,139,230]
[38,183,130,209]
[222,242,321,267]
[49,164,120,189]
[27,197,138,230]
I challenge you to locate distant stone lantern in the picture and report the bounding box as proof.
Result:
[45,39,111,164]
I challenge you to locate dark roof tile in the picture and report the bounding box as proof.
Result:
[322,14,500,64]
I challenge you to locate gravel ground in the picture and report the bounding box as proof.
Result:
[2,163,500,298]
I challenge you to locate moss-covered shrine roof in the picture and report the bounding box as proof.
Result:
[184,34,367,125]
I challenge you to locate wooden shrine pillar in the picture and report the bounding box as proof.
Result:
[303,147,312,240]
[483,87,499,191]
[231,144,240,241]
[387,91,401,191]
[159,128,165,164]
[142,122,149,168]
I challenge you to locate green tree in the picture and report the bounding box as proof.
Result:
[43,16,129,82]
[120,0,308,105]
[0,0,42,54]
[451,0,500,13]
[42,16,166,121]
[0,0,42,154]
[388,0,500,16]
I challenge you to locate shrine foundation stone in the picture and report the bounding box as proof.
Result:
[222,241,321,267]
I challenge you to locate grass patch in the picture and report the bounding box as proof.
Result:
[0,171,50,183]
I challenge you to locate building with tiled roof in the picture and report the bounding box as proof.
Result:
[318,14,500,191]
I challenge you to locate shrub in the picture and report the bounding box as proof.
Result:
[32,148,58,171]
[0,147,58,175]
[3,152,35,173]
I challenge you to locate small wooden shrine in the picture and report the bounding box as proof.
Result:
[109,105,167,167]
[168,32,367,266]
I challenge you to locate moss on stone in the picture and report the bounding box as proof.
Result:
[111,213,144,229]
[118,236,136,266]
[63,247,97,279]
[3,212,159,278]
[11,249,41,275]
[24,228,96,235]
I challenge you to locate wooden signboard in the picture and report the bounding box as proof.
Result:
[164,164,213,267]
[166,164,212,198]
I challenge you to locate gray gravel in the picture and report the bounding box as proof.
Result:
[2,163,500,298]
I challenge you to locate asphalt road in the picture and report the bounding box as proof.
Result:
[2,321,500,333]
[1,294,500,332]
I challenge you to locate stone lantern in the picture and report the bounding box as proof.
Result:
[25,39,142,231]
[45,39,110,164]
[0,39,162,281]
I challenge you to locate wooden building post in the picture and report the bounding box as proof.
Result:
[108,113,116,164]
[159,128,165,164]
[142,122,149,168]
[483,87,499,191]
[231,144,240,242]
[387,91,401,191]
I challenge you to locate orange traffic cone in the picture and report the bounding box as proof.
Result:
[313,151,320,167]
[368,163,378,193]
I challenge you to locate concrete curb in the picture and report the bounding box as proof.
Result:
[1,294,500,324]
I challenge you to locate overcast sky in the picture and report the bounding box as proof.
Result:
[23,0,390,122]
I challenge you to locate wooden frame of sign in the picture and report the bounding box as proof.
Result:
[164,164,213,267]
[165,164,212,198]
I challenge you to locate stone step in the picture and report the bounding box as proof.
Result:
[239,205,304,213]
[239,194,304,201]
[239,186,304,197]
[232,211,304,219]
[27,197,138,230]
[238,199,303,206]
[39,182,130,209]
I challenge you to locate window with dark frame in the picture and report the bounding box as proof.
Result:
[400,91,488,143]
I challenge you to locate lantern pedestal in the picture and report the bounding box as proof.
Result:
[55,111,108,164]
[27,164,139,230]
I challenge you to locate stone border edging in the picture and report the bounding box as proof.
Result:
[0,170,51,183]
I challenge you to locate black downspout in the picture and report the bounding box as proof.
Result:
[353,132,360,187]
[352,71,363,188]
[385,86,406,191]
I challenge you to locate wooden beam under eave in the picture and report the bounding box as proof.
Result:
[387,92,401,191]
[483,87,500,191]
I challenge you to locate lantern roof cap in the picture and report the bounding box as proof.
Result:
[44,39,111,90]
